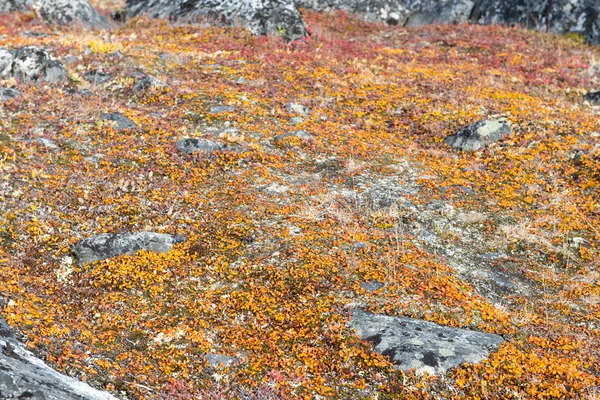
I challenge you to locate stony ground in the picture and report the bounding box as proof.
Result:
[0,8,599,400]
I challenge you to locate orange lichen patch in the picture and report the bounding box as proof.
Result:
[0,9,599,399]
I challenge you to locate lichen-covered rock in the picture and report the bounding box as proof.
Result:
[0,47,68,84]
[295,0,473,26]
[176,138,226,154]
[99,112,137,129]
[0,87,19,101]
[584,90,600,104]
[0,0,26,13]
[133,75,167,94]
[126,0,308,42]
[73,232,187,265]
[471,0,600,45]
[444,118,512,151]
[351,309,504,375]
[29,0,109,29]
[286,102,311,115]
[209,105,236,114]
[204,353,239,368]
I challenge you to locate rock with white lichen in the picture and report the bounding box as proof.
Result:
[445,118,512,151]
[0,46,68,85]
[126,0,307,42]
[73,232,187,265]
[29,0,109,29]
[351,309,504,375]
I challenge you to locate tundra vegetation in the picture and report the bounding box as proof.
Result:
[0,3,599,400]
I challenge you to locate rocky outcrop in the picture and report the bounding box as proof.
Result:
[0,0,26,13]
[29,0,109,29]
[351,309,504,375]
[0,314,117,400]
[126,0,308,42]
[295,0,473,26]
[0,47,68,85]
[296,1,600,44]
[444,118,512,151]
[471,0,600,45]
[73,232,187,265]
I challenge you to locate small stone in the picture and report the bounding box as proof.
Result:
[584,91,600,105]
[274,130,314,144]
[84,70,112,85]
[99,113,136,130]
[0,87,19,101]
[62,55,80,65]
[133,75,167,94]
[360,279,384,292]
[209,105,236,114]
[445,118,512,151]
[286,102,310,115]
[36,138,59,149]
[73,232,187,265]
[289,116,304,125]
[204,353,238,368]
[175,138,226,154]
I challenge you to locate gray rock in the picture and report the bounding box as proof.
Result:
[0,336,117,399]
[204,353,238,368]
[471,0,600,45]
[209,105,236,114]
[29,0,109,29]
[289,116,304,125]
[99,112,137,129]
[36,138,59,149]
[62,55,80,65]
[126,0,308,42]
[84,70,112,85]
[360,279,384,292]
[0,87,19,101]
[351,309,504,375]
[585,91,600,104]
[296,0,473,26]
[176,138,226,154]
[1,47,68,85]
[0,314,14,339]
[445,118,512,151]
[286,102,310,115]
[274,130,314,143]
[133,75,166,94]
[0,0,26,13]
[73,232,187,265]
[0,49,14,75]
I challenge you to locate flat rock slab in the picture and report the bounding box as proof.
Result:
[99,113,137,129]
[351,309,504,375]
[0,337,117,400]
[445,118,511,151]
[204,353,238,368]
[73,232,187,265]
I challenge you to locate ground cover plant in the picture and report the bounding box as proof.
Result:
[0,5,599,399]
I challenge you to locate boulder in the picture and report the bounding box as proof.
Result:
[73,232,187,265]
[0,87,19,101]
[351,309,504,375]
[471,0,600,45]
[126,0,308,42]
[0,47,68,85]
[29,0,109,29]
[295,0,473,26]
[99,112,137,129]
[444,118,512,151]
[0,0,26,13]
[1,314,116,400]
